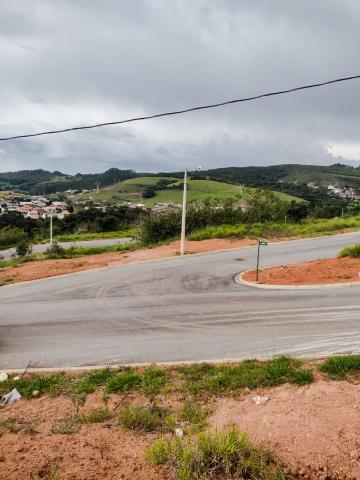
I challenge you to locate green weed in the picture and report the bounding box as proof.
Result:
[178,357,313,396]
[147,427,295,479]
[141,365,167,403]
[78,407,113,424]
[0,374,66,399]
[105,370,141,393]
[319,355,360,377]
[339,243,360,258]
[118,404,172,432]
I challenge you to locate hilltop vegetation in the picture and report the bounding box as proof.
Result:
[0,168,135,195]
[1,163,360,202]
[75,176,301,205]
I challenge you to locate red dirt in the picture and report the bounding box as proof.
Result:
[0,392,169,480]
[0,238,257,285]
[211,380,360,479]
[1,380,360,479]
[242,256,360,285]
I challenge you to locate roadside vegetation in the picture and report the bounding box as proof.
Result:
[339,243,360,258]
[0,241,140,270]
[148,427,296,480]
[188,216,360,242]
[319,355,360,377]
[0,357,313,402]
[2,356,360,479]
[53,228,138,242]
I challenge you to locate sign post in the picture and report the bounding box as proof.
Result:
[256,240,268,283]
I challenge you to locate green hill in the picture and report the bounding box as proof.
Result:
[74,176,303,205]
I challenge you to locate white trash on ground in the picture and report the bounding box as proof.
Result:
[252,395,269,406]
[175,428,184,437]
[0,388,22,406]
[0,371,8,382]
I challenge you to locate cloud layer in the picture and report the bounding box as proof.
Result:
[1,0,360,173]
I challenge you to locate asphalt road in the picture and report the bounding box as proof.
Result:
[0,232,359,369]
[0,237,133,260]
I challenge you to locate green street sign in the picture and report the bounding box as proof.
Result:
[256,240,268,282]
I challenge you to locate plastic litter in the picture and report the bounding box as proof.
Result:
[0,388,21,406]
[175,428,184,438]
[13,376,21,381]
[0,371,8,382]
[252,395,269,405]
[32,390,39,397]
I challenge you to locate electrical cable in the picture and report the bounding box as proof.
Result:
[1,74,359,141]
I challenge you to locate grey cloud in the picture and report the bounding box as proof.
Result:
[0,0,359,173]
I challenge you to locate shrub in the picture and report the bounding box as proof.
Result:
[147,427,294,479]
[0,226,27,248]
[45,242,67,259]
[15,240,32,257]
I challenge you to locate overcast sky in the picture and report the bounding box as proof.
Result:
[1,0,360,174]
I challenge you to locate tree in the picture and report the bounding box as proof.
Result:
[242,189,288,223]
[347,200,360,216]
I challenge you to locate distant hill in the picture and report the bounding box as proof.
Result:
[0,168,136,194]
[74,176,301,205]
[1,163,359,203]
[205,164,360,201]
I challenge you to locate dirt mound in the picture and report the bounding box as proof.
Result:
[242,256,360,285]
[211,380,360,478]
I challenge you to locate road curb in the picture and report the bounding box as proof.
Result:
[235,270,360,290]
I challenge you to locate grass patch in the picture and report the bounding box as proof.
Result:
[118,404,172,432]
[188,216,360,241]
[78,407,113,424]
[319,355,360,377]
[180,400,208,429]
[178,357,313,396]
[53,229,138,242]
[0,374,66,399]
[105,370,142,393]
[147,426,295,479]
[44,241,140,259]
[339,243,360,258]
[141,365,167,403]
[71,368,116,394]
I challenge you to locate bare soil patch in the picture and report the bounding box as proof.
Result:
[0,238,257,285]
[211,380,360,479]
[1,380,360,479]
[242,256,360,285]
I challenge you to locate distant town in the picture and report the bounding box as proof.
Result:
[0,189,182,219]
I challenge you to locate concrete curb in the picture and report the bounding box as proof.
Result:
[235,270,360,290]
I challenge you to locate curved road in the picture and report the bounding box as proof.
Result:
[0,232,359,369]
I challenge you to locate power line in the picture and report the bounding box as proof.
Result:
[1,74,360,142]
